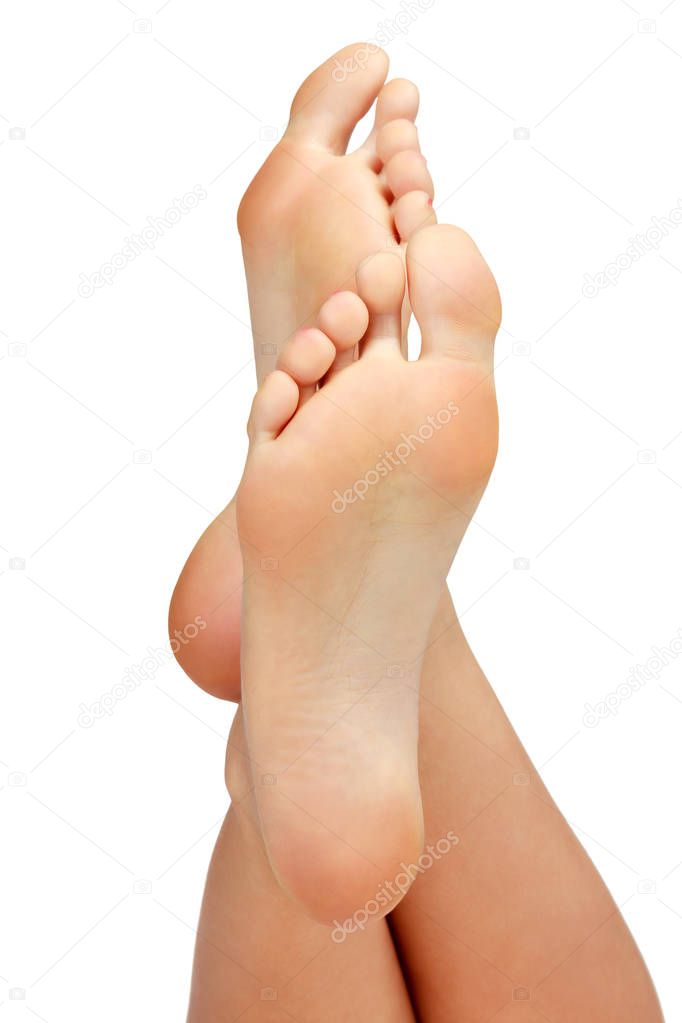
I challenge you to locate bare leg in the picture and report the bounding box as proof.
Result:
[389,590,663,1022]
[169,43,662,1016]
[188,710,415,1021]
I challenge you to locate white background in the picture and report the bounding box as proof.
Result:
[2,0,682,1019]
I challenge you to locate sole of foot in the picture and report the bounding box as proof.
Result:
[239,41,436,372]
[236,224,500,923]
[169,42,437,701]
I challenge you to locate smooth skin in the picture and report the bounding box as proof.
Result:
[188,709,415,1022]
[237,226,499,922]
[170,43,435,699]
[174,43,664,1021]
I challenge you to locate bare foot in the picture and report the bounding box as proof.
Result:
[236,225,500,922]
[239,42,434,379]
[169,44,436,699]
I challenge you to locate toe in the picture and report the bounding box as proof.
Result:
[277,328,336,385]
[356,251,405,356]
[318,291,370,379]
[376,119,420,164]
[372,78,420,131]
[407,224,501,363]
[393,190,436,242]
[248,370,300,443]
[384,149,434,201]
[318,292,369,351]
[286,43,389,154]
[361,78,419,153]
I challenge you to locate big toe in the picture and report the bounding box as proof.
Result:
[407,224,501,362]
[286,43,389,154]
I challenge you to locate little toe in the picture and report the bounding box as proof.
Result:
[248,371,300,444]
